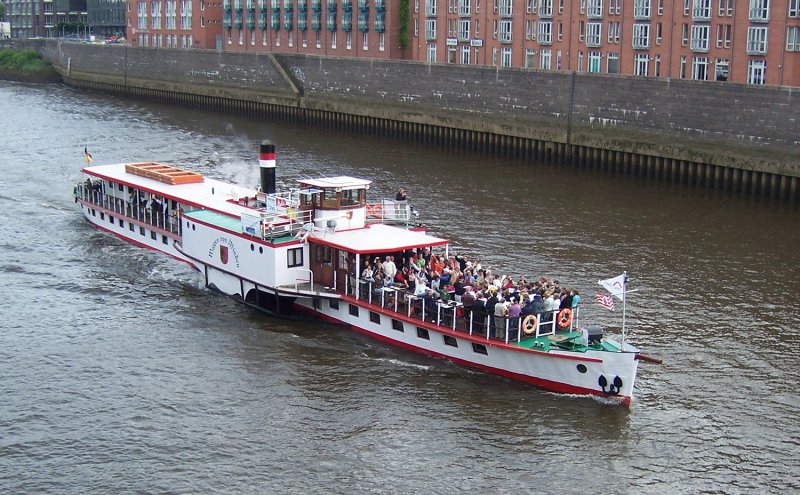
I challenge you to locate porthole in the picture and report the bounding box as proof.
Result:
[192,224,196,231]
[250,243,255,251]
[577,364,587,374]
[259,246,263,254]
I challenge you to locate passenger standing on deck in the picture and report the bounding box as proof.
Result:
[395,188,407,220]
[494,297,508,340]
[383,255,397,282]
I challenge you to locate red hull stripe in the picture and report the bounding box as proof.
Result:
[80,207,197,270]
[291,304,630,404]
[335,294,603,363]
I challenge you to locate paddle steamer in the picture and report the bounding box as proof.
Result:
[74,142,645,405]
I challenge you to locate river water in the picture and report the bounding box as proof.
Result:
[0,81,798,494]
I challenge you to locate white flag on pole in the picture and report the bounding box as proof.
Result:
[598,273,626,301]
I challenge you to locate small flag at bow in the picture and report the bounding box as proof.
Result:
[596,292,615,311]
[84,146,93,164]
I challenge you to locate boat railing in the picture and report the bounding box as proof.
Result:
[240,208,313,240]
[365,200,414,227]
[75,181,181,235]
[294,268,314,292]
[353,279,581,345]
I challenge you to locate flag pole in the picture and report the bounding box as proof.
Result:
[621,271,627,351]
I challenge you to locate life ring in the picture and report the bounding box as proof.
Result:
[522,314,539,335]
[557,308,573,328]
[366,204,383,219]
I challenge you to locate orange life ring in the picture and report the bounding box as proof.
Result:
[522,314,539,335]
[366,204,383,218]
[557,308,573,328]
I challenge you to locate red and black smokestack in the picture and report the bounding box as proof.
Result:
[259,140,276,194]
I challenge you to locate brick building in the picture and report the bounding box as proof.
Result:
[410,0,799,85]
[128,0,224,49]
[125,0,798,86]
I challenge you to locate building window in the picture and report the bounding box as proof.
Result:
[692,56,708,80]
[588,51,601,72]
[425,0,438,15]
[499,19,512,42]
[634,53,649,76]
[427,43,437,61]
[540,48,552,69]
[607,21,620,43]
[539,0,553,16]
[747,60,766,84]
[607,51,619,73]
[692,0,710,19]
[680,55,687,78]
[654,54,661,76]
[587,0,603,17]
[681,23,689,46]
[748,0,769,21]
[458,19,470,40]
[790,0,799,17]
[746,26,768,54]
[788,27,800,51]
[417,327,430,340]
[379,32,385,51]
[349,304,359,317]
[586,22,601,46]
[634,0,650,18]
[632,23,650,48]
[608,0,621,14]
[425,19,437,39]
[391,319,404,331]
[716,23,731,48]
[369,311,380,324]
[287,247,304,267]
[500,47,512,66]
[715,58,729,81]
[656,22,662,44]
[524,48,535,68]
[444,335,458,347]
[538,21,552,44]
[691,24,710,51]
[461,44,471,64]
[329,299,339,310]
[718,0,733,16]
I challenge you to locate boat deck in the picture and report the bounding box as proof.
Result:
[186,210,299,245]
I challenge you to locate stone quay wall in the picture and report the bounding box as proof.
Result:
[14,39,800,193]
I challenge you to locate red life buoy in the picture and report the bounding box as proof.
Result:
[523,314,539,335]
[557,308,573,328]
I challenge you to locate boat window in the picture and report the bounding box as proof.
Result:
[140,226,145,236]
[151,231,157,240]
[129,223,134,232]
[342,189,356,206]
[162,235,168,245]
[329,299,339,310]
[444,335,458,347]
[287,247,303,268]
[322,188,338,208]
[349,304,359,317]
[109,215,114,224]
[119,219,124,227]
[100,212,105,220]
[416,327,430,340]
[472,343,488,355]
[370,311,380,324]
[118,183,124,192]
[391,319,404,332]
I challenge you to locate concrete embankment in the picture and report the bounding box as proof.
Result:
[12,39,800,202]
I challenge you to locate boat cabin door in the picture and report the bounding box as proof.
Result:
[310,244,335,289]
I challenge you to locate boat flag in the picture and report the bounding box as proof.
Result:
[598,273,626,301]
[84,146,93,164]
[596,292,615,311]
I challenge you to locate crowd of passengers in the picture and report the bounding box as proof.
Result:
[352,247,581,340]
